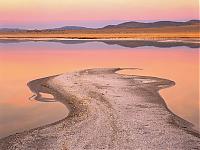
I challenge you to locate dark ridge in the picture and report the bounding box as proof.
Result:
[0,20,199,32]
[0,28,26,32]
[46,26,91,31]
[103,20,200,29]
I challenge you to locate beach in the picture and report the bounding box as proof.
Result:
[0,68,199,149]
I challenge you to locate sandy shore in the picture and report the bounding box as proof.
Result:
[0,68,199,149]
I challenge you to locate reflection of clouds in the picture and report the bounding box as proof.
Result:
[0,103,32,124]
[0,102,67,138]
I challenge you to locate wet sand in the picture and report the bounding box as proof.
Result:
[0,68,199,149]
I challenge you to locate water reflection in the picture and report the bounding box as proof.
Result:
[0,39,199,48]
[0,40,199,138]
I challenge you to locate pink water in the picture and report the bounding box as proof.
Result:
[0,40,199,138]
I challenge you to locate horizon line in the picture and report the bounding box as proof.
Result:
[0,19,199,30]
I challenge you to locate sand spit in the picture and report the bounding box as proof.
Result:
[0,68,199,149]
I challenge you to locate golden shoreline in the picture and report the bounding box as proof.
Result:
[0,24,199,40]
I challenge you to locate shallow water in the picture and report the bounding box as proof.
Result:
[0,40,199,138]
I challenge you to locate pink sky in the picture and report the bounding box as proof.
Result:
[0,0,199,29]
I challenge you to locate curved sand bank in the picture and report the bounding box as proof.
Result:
[0,68,199,149]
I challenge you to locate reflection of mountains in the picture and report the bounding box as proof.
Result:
[102,40,199,48]
[51,40,200,48]
[0,39,199,48]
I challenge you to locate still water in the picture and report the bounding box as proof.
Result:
[0,40,199,138]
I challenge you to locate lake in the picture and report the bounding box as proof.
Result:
[0,40,199,138]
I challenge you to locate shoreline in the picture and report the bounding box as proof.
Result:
[117,69,200,132]
[0,68,199,149]
[0,37,199,43]
[0,38,199,49]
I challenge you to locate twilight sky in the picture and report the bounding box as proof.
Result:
[0,0,199,29]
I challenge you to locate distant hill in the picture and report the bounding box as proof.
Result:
[47,26,90,31]
[103,20,200,29]
[0,28,25,32]
[0,20,199,32]
[0,26,90,32]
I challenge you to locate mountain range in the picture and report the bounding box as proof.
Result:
[0,20,199,32]
[103,20,200,29]
[47,26,89,30]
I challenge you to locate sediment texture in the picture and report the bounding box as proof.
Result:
[0,68,199,150]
